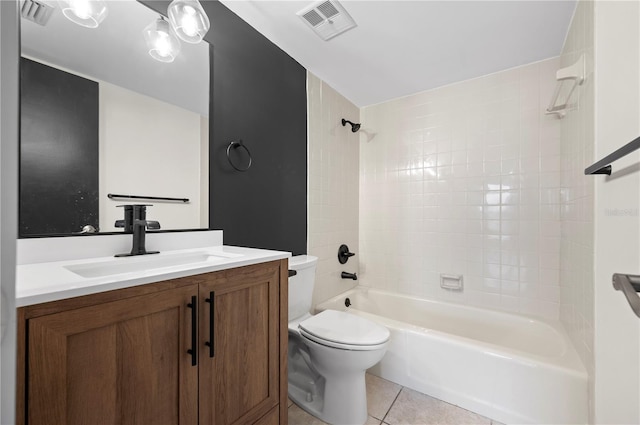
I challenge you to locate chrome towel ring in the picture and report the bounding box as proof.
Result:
[226,140,252,172]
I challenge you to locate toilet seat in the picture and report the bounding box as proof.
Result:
[298,309,389,351]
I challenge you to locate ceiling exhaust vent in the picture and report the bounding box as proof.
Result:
[20,0,54,26]
[297,0,357,41]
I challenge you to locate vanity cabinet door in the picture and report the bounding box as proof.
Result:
[198,262,281,425]
[27,285,199,425]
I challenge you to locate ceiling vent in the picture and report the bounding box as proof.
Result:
[20,0,54,26]
[297,0,357,41]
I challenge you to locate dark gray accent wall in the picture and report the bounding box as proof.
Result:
[20,58,100,236]
[204,1,307,256]
[141,0,308,255]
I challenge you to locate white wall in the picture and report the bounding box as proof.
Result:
[359,59,563,320]
[593,1,640,423]
[99,82,208,232]
[558,0,596,420]
[307,72,360,307]
[0,1,19,422]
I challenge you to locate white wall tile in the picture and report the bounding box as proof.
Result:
[360,57,563,320]
[557,0,595,405]
[307,72,360,307]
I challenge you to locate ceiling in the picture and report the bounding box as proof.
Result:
[21,0,209,116]
[219,0,577,107]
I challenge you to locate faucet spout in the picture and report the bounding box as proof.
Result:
[341,271,358,280]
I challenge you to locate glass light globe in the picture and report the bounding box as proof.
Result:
[144,17,181,63]
[58,0,107,28]
[168,0,210,43]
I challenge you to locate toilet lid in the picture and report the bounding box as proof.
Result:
[298,310,390,347]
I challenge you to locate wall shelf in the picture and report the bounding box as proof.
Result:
[545,54,585,118]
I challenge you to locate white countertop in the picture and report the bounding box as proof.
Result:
[16,245,290,307]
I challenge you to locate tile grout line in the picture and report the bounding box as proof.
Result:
[380,386,404,424]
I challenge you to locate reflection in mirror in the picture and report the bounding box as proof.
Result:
[19,0,210,237]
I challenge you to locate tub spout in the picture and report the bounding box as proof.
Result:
[341,271,357,280]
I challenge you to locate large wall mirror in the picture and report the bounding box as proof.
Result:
[19,0,210,237]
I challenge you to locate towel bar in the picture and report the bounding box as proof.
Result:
[612,273,640,318]
[107,193,189,203]
[584,135,640,175]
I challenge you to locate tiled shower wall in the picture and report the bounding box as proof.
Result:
[359,58,563,320]
[307,72,360,306]
[558,0,595,405]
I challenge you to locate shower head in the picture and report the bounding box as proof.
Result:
[341,118,361,133]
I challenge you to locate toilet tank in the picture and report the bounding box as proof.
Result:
[288,255,318,321]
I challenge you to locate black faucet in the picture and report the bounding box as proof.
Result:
[115,204,160,257]
[341,271,358,280]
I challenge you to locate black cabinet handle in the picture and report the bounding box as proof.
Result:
[187,296,197,366]
[205,292,215,358]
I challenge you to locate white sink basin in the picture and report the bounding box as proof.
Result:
[64,251,237,278]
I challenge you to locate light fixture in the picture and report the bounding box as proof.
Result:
[167,0,210,43]
[144,17,181,63]
[58,0,107,28]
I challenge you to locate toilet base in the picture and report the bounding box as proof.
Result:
[288,370,368,425]
[288,331,384,425]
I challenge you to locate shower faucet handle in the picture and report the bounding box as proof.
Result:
[338,244,356,264]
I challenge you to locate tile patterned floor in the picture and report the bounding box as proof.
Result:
[288,373,505,425]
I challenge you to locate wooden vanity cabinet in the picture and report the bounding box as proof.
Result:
[198,260,282,425]
[17,259,288,425]
[26,284,199,425]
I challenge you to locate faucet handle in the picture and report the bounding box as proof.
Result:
[338,244,356,264]
[146,220,161,230]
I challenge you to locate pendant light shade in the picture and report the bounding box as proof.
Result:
[58,0,107,28]
[144,17,181,63]
[167,0,210,43]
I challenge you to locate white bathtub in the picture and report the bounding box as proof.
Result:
[316,287,587,425]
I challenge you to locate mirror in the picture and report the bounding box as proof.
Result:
[19,0,210,237]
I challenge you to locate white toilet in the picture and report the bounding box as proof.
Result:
[288,255,389,425]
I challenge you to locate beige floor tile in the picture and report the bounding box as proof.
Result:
[384,388,491,425]
[366,373,402,420]
[289,373,497,425]
[288,397,294,408]
[366,416,383,425]
[288,403,328,425]
[288,402,382,425]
